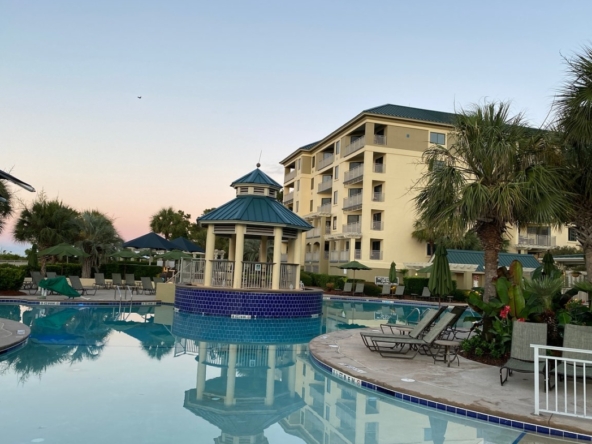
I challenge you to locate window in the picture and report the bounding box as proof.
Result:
[335,140,340,154]
[333,190,338,205]
[295,201,299,212]
[334,165,339,180]
[332,217,337,230]
[311,178,314,189]
[311,156,315,168]
[430,132,446,145]
[302,364,306,376]
[326,380,331,393]
[366,397,379,414]
[427,243,436,256]
[296,180,300,191]
[364,423,378,444]
[309,200,313,212]
[569,227,578,242]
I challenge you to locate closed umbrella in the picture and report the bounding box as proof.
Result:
[428,244,453,306]
[338,260,372,288]
[542,251,555,276]
[389,262,397,284]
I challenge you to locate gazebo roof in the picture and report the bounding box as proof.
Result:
[230,168,282,190]
[198,195,312,231]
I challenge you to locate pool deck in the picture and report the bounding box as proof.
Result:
[310,328,592,440]
[0,288,159,304]
[0,318,31,353]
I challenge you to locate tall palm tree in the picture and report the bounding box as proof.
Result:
[13,195,79,274]
[149,207,191,240]
[76,210,122,278]
[555,46,592,281]
[415,102,568,301]
[0,179,13,235]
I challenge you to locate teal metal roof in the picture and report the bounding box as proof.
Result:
[198,195,312,231]
[230,168,282,190]
[446,249,541,272]
[299,141,320,151]
[364,104,457,125]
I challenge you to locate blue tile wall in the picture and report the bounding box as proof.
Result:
[172,311,322,344]
[175,286,323,318]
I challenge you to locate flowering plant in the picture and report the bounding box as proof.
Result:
[499,305,511,319]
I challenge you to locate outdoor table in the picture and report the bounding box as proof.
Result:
[433,339,461,367]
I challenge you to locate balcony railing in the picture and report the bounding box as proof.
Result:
[517,235,556,248]
[317,203,332,216]
[371,220,384,231]
[370,250,383,260]
[280,263,299,289]
[324,251,329,259]
[284,170,297,183]
[354,249,361,259]
[329,251,350,263]
[344,165,364,184]
[306,227,321,239]
[343,194,363,211]
[343,222,362,235]
[373,135,386,145]
[283,191,294,204]
[211,260,235,287]
[177,258,206,285]
[372,192,385,202]
[324,226,331,235]
[373,163,385,173]
[317,154,334,170]
[242,262,273,289]
[318,180,333,193]
[305,252,320,262]
[343,136,365,157]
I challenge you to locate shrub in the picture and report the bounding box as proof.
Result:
[0,264,26,291]
[403,277,429,295]
[46,263,83,277]
[363,283,381,297]
[328,275,347,290]
[99,263,162,279]
[451,289,468,302]
[314,273,331,289]
[300,271,313,286]
[325,282,335,291]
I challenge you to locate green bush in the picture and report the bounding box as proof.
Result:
[300,271,313,286]
[314,273,331,289]
[451,288,467,301]
[363,283,382,297]
[45,263,83,277]
[403,277,430,295]
[0,264,26,291]
[99,263,162,279]
[328,275,347,290]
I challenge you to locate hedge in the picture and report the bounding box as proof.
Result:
[403,277,458,296]
[99,263,163,279]
[0,264,26,291]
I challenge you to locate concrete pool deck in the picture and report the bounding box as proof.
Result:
[0,318,31,353]
[309,328,592,440]
[0,288,159,304]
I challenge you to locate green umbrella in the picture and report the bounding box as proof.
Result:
[428,244,453,306]
[417,264,433,274]
[158,250,193,261]
[389,262,397,284]
[38,243,88,258]
[542,251,555,276]
[110,250,140,259]
[338,260,372,290]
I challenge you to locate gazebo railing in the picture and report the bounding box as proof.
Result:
[177,258,206,285]
[242,261,273,289]
[280,263,299,289]
[211,260,235,287]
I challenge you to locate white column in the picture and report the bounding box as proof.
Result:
[294,234,302,289]
[228,235,235,261]
[288,346,296,397]
[265,345,277,406]
[259,236,268,262]
[204,225,216,287]
[272,227,283,290]
[233,225,245,289]
[196,341,207,400]
[225,344,237,406]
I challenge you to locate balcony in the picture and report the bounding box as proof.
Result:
[344,165,364,184]
[343,222,362,235]
[318,180,333,193]
[324,226,331,235]
[373,134,386,145]
[371,220,384,231]
[284,170,297,183]
[516,234,556,249]
[317,154,334,170]
[373,163,385,173]
[370,250,383,260]
[317,203,332,216]
[306,227,321,239]
[354,249,361,259]
[283,191,294,204]
[343,136,365,157]
[330,250,350,262]
[343,194,363,211]
[372,192,385,202]
[305,252,320,262]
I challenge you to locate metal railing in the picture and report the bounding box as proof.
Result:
[280,263,299,289]
[370,250,383,260]
[317,203,332,215]
[284,170,297,183]
[533,344,592,420]
[324,226,331,235]
[324,251,329,259]
[354,249,361,259]
[318,180,333,192]
[371,220,384,230]
[329,251,350,262]
[373,135,386,145]
[517,235,556,247]
[317,154,334,170]
[343,136,365,157]
[305,252,320,262]
[344,165,364,184]
[211,260,235,287]
[283,191,294,204]
[306,227,321,239]
[177,258,206,285]
[343,194,363,211]
[242,261,273,289]
[373,163,385,173]
[372,192,385,202]
[343,222,362,235]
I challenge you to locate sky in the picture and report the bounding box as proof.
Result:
[1,0,591,255]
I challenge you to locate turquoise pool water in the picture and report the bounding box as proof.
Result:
[0,302,557,443]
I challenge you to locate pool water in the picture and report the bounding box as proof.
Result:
[0,302,561,443]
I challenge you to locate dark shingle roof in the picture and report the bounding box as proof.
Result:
[446,249,541,272]
[198,195,312,230]
[364,104,457,125]
[230,168,282,190]
[299,141,320,151]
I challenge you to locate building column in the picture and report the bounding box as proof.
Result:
[265,345,277,406]
[204,225,216,287]
[288,346,296,397]
[462,271,473,290]
[233,225,246,289]
[259,236,268,262]
[228,235,235,261]
[272,227,283,290]
[196,341,207,400]
[225,344,237,406]
[294,234,302,289]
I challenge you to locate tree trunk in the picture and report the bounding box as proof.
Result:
[573,204,592,282]
[40,256,47,276]
[477,222,504,303]
[81,258,93,278]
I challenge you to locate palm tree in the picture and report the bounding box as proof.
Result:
[76,210,122,278]
[555,46,592,282]
[13,195,79,274]
[414,102,568,301]
[149,207,191,240]
[0,179,14,235]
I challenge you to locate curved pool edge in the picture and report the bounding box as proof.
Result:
[308,330,592,442]
[0,318,31,355]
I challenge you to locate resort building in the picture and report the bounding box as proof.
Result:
[279,104,579,284]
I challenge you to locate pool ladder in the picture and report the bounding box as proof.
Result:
[113,285,134,301]
[405,307,428,325]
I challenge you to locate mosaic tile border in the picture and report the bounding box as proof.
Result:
[323,295,440,307]
[309,352,592,442]
[0,299,160,307]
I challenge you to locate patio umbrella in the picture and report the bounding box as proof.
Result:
[542,251,555,276]
[338,260,372,287]
[0,168,35,192]
[389,261,397,284]
[170,237,204,253]
[122,232,178,251]
[158,250,193,261]
[110,250,140,259]
[38,243,89,273]
[428,244,453,306]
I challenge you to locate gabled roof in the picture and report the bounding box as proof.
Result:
[198,195,312,231]
[298,141,320,151]
[170,237,205,253]
[446,249,541,272]
[364,104,457,125]
[230,168,282,190]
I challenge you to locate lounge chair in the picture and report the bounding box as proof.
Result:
[381,284,391,296]
[500,321,548,386]
[46,271,57,279]
[442,306,469,339]
[364,308,440,350]
[93,273,110,289]
[370,312,457,359]
[343,282,353,293]
[125,274,139,294]
[555,324,592,380]
[380,306,447,335]
[111,273,124,287]
[69,275,97,296]
[353,283,364,295]
[393,285,405,299]
[28,271,43,294]
[418,287,432,301]
[140,277,156,295]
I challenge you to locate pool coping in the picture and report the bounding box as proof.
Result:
[0,318,31,355]
[0,298,160,307]
[308,331,592,442]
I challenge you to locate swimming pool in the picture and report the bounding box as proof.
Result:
[0,302,568,443]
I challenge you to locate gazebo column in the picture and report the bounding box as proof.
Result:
[232,225,245,289]
[288,346,296,397]
[196,341,207,400]
[204,225,216,287]
[265,345,277,406]
[272,227,283,290]
[225,344,237,406]
[294,234,302,289]
[228,235,235,261]
[259,236,268,262]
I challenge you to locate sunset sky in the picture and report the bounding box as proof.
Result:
[2,0,591,254]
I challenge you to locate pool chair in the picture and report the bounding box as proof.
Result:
[93,273,110,290]
[393,285,405,299]
[125,274,139,293]
[140,277,156,295]
[380,306,447,335]
[363,308,440,351]
[381,284,391,296]
[69,275,97,296]
[353,283,364,295]
[111,273,124,287]
[370,312,457,359]
[500,321,548,386]
[554,324,592,381]
[343,282,353,293]
[442,306,469,340]
[28,271,44,294]
[417,287,432,301]
[46,271,57,279]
